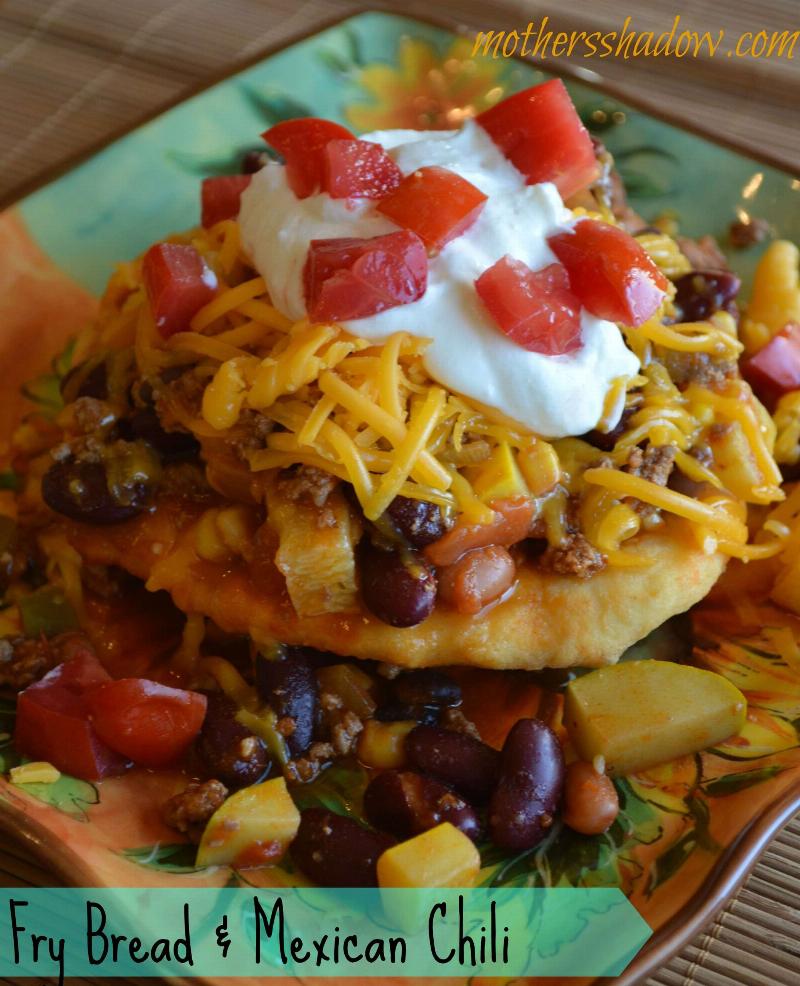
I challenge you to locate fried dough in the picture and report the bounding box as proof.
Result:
[61,504,724,670]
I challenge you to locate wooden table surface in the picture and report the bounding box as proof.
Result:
[1,1,799,984]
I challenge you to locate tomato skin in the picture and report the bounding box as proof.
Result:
[201,175,252,227]
[547,219,668,327]
[475,257,582,354]
[88,679,207,768]
[304,231,428,322]
[742,323,800,408]
[476,79,598,199]
[324,139,403,199]
[377,166,488,253]
[263,118,354,198]
[14,652,128,781]
[142,243,218,339]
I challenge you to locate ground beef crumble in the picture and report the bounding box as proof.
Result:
[662,350,736,390]
[624,444,677,520]
[276,465,338,509]
[163,779,229,843]
[0,631,94,691]
[542,532,607,579]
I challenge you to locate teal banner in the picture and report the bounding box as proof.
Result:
[0,887,650,980]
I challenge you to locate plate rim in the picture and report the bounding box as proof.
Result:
[2,6,800,983]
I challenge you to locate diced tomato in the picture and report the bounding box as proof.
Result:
[201,175,252,227]
[742,323,800,408]
[142,243,218,339]
[263,118,354,198]
[87,679,207,768]
[303,231,427,322]
[425,496,536,567]
[377,166,488,254]
[475,257,582,355]
[15,651,128,781]
[324,139,403,199]
[547,219,668,327]
[476,79,598,199]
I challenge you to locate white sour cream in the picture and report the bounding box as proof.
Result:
[238,121,639,438]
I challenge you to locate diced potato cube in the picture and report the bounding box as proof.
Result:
[197,777,300,868]
[357,719,416,769]
[564,661,746,776]
[517,440,561,497]
[471,442,529,502]
[377,822,480,889]
[706,420,764,501]
[317,664,377,718]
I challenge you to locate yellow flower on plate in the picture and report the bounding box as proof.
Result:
[346,37,507,132]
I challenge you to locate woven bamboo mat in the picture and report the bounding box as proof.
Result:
[1,1,799,983]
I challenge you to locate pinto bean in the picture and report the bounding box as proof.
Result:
[437,545,516,614]
[363,770,481,842]
[562,761,619,835]
[488,719,565,850]
[425,496,534,566]
[291,808,395,887]
[405,724,500,802]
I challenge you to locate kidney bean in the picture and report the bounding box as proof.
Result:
[488,718,565,850]
[41,458,148,525]
[405,724,500,803]
[364,770,481,843]
[390,669,461,709]
[581,405,635,452]
[386,495,446,548]
[255,650,318,757]
[438,545,516,615]
[120,407,200,462]
[375,702,440,726]
[197,691,271,789]
[562,761,619,835]
[673,270,741,323]
[358,541,436,628]
[241,149,270,174]
[291,808,395,887]
[60,360,108,402]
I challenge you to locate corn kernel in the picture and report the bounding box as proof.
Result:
[194,509,229,563]
[518,440,561,497]
[357,720,415,769]
[216,505,254,556]
[10,762,61,785]
[377,822,480,889]
[197,777,299,868]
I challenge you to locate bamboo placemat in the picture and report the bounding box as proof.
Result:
[1,2,799,983]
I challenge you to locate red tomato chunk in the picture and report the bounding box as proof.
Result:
[263,118,354,198]
[142,243,218,339]
[14,651,128,781]
[324,139,403,199]
[377,166,488,254]
[742,323,800,409]
[547,219,668,327]
[88,679,207,768]
[304,231,427,322]
[201,175,252,227]
[476,257,582,355]
[477,79,598,200]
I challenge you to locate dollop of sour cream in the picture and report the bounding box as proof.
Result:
[239,121,639,439]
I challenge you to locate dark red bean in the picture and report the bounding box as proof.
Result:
[119,407,200,462]
[364,770,481,843]
[581,405,635,452]
[60,360,108,402]
[291,808,395,887]
[358,541,436,628]
[255,650,318,757]
[386,495,446,548]
[390,669,461,708]
[197,691,271,789]
[241,149,270,174]
[41,458,148,525]
[488,718,565,851]
[375,701,440,726]
[673,270,741,323]
[405,724,500,802]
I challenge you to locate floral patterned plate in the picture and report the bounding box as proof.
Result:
[2,10,800,986]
